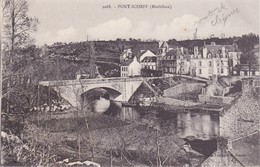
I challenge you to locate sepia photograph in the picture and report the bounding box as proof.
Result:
[0,0,259,166]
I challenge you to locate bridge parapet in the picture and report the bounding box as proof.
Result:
[39,77,147,87]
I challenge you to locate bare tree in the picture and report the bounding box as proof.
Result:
[2,0,39,64]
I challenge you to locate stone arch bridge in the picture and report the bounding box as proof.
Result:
[39,76,208,107]
[39,77,145,107]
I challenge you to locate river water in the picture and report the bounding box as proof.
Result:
[116,105,220,140]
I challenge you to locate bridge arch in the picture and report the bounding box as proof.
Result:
[80,87,122,113]
[81,87,121,101]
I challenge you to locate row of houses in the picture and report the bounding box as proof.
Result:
[120,41,260,79]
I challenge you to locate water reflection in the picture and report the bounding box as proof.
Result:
[116,105,219,140]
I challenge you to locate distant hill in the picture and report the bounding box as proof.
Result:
[48,40,159,63]
[41,33,258,80]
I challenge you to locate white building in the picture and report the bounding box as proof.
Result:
[140,56,157,70]
[121,56,142,77]
[190,42,241,79]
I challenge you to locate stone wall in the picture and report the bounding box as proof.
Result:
[163,83,204,97]
[219,81,260,140]
[198,95,234,105]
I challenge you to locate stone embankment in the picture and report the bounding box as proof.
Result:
[220,81,260,140]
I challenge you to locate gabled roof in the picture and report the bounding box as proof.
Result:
[201,147,243,167]
[231,131,260,166]
[205,45,222,56]
[137,50,157,61]
[120,48,132,56]
[205,45,237,57]
[121,59,133,66]
[160,41,169,48]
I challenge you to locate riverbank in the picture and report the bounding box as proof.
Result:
[156,96,223,112]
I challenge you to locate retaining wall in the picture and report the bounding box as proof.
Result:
[163,83,205,97]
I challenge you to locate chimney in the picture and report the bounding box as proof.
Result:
[203,46,208,58]
[159,41,163,48]
[180,47,184,54]
[194,46,198,57]
[222,46,226,58]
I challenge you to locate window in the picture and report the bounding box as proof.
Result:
[199,69,202,74]
[209,61,212,67]
[199,61,202,66]
[221,68,224,74]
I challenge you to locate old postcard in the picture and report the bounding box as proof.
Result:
[1,0,259,166]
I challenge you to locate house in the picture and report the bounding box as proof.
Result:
[190,42,241,79]
[158,41,170,56]
[140,55,157,70]
[160,47,190,75]
[176,54,191,75]
[140,56,162,77]
[198,75,233,104]
[120,56,142,77]
[161,49,179,74]
[233,64,260,76]
[137,49,162,77]
[120,48,133,63]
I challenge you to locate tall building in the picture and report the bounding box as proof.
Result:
[190,42,241,79]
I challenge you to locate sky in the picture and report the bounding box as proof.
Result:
[27,0,259,46]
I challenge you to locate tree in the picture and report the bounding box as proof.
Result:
[236,33,259,75]
[2,0,39,64]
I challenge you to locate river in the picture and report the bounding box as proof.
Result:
[116,105,220,140]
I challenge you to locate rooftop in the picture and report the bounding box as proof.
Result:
[141,56,157,62]
[234,64,260,71]
[231,131,260,166]
[205,44,237,56]
[121,58,133,66]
